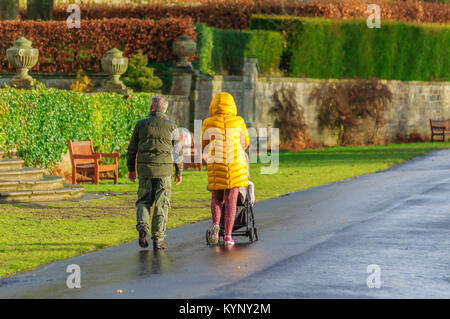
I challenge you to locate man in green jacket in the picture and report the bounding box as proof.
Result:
[127,95,183,250]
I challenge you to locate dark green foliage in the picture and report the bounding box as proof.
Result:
[0,0,20,20]
[245,30,284,75]
[148,60,175,95]
[291,18,450,81]
[250,14,303,35]
[194,23,285,75]
[250,15,450,81]
[26,0,53,20]
[0,85,152,169]
[123,51,163,92]
[211,28,249,75]
[194,23,215,75]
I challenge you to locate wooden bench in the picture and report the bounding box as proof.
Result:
[430,119,450,142]
[180,132,205,171]
[68,140,120,185]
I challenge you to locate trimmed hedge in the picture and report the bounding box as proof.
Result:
[194,24,284,75]
[0,85,152,169]
[251,16,450,81]
[0,17,195,73]
[16,1,449,28]
[194,23,215,76]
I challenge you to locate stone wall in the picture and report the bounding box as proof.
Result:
[254,78,450,145]
[193,74,245,121]
[192,66,450,145]
[20,66,447,146]
[0,73,109,90]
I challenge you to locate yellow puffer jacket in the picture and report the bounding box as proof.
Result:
[201,92,249,190]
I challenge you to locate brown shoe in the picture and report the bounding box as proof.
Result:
[153,240,167,250]
[139,229,149,248]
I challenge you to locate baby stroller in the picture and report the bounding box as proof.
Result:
[205,154,259,246]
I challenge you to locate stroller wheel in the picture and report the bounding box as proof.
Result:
[206,229,211,246]
[254,227,259,241]
[249,228,255,243]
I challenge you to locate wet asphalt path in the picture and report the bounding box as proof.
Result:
[1,150,449,298]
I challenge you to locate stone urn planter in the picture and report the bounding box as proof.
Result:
[101,48,129,93]
[6,37,39,89]
[172,34,196,69]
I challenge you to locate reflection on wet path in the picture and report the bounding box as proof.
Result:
[137,250,174,277]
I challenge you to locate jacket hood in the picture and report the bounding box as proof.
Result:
[209,92,237,117]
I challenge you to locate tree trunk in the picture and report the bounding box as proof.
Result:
[26,0,54,20]
[0,0,20,20]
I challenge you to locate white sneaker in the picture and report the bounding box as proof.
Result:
[209,224,220,245]
[224,236,235,247]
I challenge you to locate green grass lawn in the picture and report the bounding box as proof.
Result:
[1,142,449,278]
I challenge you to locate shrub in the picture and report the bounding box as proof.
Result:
[194,23,284,75]
[147,60,175,95]
[123,51,163,92]
[70,69,94,93]
[0,85,153,169]
[0,17,196,73]
[269,86,314,151]
[309,79,393,145]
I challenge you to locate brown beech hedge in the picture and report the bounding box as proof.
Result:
[0,17,196,73]
[17,0,450,29]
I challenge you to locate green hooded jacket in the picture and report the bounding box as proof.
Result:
[127,111,183,178]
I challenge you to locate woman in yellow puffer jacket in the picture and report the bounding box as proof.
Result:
[201,92,249,247]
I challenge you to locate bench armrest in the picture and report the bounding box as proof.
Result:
[94,152,121,158]
[73,154,100,159]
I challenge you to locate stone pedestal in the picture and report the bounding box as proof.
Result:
[170,67,199,130]
[242,58,259,122]
[170,66,196,97]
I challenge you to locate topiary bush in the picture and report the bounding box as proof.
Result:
[0,85,153,170]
